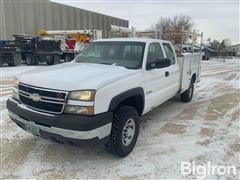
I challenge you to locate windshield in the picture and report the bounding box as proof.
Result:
[74,41,146,69]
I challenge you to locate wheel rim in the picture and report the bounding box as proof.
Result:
[26,56,31,64]
[65,56,70,62]
[122,118,135,147]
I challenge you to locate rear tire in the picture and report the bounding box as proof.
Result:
[47,55,60,65]
[180,79,194,102]
[26,54,36,65]
[8,62,16,66]
[46,59,54,65]
[105,106,139,157]
[54,55,60,64]
[8,56,16,66]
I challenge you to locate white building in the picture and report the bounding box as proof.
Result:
[227,44,240,57]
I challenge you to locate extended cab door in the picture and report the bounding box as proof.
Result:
[143,42,180,113]
[162,42,181,95]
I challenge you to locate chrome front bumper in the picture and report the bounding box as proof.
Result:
[7,98,113,143]
[9,111,112,140]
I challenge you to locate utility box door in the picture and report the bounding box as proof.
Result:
[178,53,202,93]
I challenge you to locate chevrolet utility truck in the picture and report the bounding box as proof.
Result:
[7,38,201,157]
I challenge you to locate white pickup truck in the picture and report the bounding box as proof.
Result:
[7,38,201,157]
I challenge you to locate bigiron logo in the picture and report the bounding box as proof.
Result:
[181,161,237,179]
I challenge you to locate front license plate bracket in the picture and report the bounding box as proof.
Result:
[25,123,40,136]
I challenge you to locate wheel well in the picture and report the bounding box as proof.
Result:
[21,53,27,60]
[192,73,196,83]
[117,95,144,116]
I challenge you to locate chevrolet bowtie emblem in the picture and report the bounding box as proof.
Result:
[30,93,41,102]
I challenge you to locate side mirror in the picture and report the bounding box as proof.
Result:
[146,58,171,70]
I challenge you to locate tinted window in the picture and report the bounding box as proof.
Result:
[75,41,145,69]
[163,43,175,64]
[147,43,164,64]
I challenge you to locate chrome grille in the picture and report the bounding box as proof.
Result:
[18,83,67,114]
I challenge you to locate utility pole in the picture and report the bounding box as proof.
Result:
[155,24,160,39]
[200,32,203,53]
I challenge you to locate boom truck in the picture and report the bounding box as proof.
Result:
[37,29,102,62]
[7,26,203,157]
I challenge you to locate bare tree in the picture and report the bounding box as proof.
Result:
[155,15,195,43]
[206,38,221,50]
[218,39,231,56]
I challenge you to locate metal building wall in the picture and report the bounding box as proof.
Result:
[0,0,128,39]
[0,0,6,39]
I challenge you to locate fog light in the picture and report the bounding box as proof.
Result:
[64,105,94,115]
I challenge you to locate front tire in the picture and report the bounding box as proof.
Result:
[105,106,139,157]
[180,80,194,102]
[64,54,73,62]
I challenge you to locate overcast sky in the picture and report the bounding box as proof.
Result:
[53,0,239,44]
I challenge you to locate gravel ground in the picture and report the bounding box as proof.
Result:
[0,59,239,179]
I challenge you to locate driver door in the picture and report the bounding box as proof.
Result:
[144,42,174,112]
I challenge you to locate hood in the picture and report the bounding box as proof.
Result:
[17,63,139,91]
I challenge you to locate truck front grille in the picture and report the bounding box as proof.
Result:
[18,83,67,114]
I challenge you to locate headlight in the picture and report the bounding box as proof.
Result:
[64,105,94,115]
[68,90,95,101]
[12,78,20,101]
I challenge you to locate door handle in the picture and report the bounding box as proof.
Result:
[165,71,169,77]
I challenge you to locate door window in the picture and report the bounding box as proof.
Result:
[147,43,164,64]
[163,43,175,64]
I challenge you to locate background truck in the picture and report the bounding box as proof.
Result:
[0,40,22,66]
[7,38,202,157]
[13,34,62,65]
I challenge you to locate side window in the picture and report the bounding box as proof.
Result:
[147,43,164,64]
[163,43,175,64]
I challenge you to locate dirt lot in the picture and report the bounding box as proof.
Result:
[0,59,239,179]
